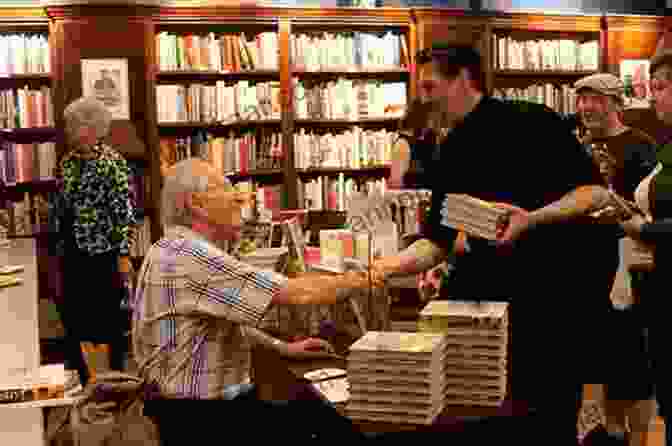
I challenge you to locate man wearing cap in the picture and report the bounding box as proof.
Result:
[574,72,658,445]
[372,43,619,445]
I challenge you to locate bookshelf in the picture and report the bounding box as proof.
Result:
[488,14,603,116]
[0,20,56,241]
[153,8,415,217]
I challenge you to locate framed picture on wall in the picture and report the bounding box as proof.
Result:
[620,59,651,109]
[81,58,130,120]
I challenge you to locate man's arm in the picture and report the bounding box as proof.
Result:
[374,238,448,279]
[525,184,612,228]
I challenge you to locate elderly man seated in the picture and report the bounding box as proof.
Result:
[134,159,380,444]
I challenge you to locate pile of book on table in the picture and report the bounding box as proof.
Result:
[418,300,509,407]
[439,194,510,240]
[346,331,449,425]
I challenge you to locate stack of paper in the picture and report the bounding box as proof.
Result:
[418,301,509,407]
[440,194,509,240]
[346,331,448,425]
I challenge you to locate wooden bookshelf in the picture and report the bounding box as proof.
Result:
[294,118,401,128]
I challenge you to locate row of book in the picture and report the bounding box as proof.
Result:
[0,34,50,76]
[156,32,279,72]
[294,78,406,120]
[290,32,409,70]
[294,128,395,170]
[1,192,46,237]
[493,36,599,72]
[156,81,281,123]
[160,131,283,176]
[492,83,577,115]
[0,87,54,129]
[0,142,56,185]
[299,175,386,211]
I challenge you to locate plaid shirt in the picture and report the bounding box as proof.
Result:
[131,226,285,399]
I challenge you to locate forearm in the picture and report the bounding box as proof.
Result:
[528,185,611,227]
[276,272,369,305]
[389,239,447,277]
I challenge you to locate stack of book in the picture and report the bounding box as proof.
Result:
[346,331,449,425]
[440,194,509,240]
[418,300,509,407]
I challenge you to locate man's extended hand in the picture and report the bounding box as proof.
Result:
[281,337,337,358]
[494,202,532,246]
[370,256,404,285]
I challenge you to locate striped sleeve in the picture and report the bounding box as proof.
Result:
[182,238,284,326]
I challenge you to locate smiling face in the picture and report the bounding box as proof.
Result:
[576,91,616,133]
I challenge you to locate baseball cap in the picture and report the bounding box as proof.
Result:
[574,73,624,97]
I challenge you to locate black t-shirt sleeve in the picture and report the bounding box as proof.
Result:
[627,142,657,196]
[424,186,459,251]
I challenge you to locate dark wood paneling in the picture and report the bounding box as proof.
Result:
[46,5,160,241]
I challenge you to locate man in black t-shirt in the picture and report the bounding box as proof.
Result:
[372,44,618,445]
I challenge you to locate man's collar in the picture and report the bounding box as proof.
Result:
[165,225,213,245]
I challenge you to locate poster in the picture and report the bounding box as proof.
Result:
[81,58,130,120]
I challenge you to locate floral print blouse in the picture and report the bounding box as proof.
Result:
[49,141,134,256]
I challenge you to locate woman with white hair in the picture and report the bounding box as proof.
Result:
[49,97,134,387]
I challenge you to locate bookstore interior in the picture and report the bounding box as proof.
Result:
[0,0,670,444]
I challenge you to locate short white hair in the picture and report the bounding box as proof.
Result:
[161,159,231,228]
[63,97,112,146]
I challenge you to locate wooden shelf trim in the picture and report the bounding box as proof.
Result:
[494,69,598,76]
[156,69,279,78]
[296,166,390,176]
[158,120,281,128]
[489,13,602,32]
[226,169,284,181]
[0,73,51,80]
[294,118,401,126]
[1,178,57,194]
[158,6,411,26]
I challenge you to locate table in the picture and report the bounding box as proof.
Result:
[251,333,523,434]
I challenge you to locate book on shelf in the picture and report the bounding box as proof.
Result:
[0,34,50,76]
[293,77,406,120]
[493,83,577,115]
[290,31,408,71]
[298,175,386,211]
[156,80,281,123]
[294,127,395,170]
[160,130,283,177]
[0,87,54,129]
[1,192,48,237]
[156,31,278,72]
[0,141,56,184]
[493,35,599,72]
